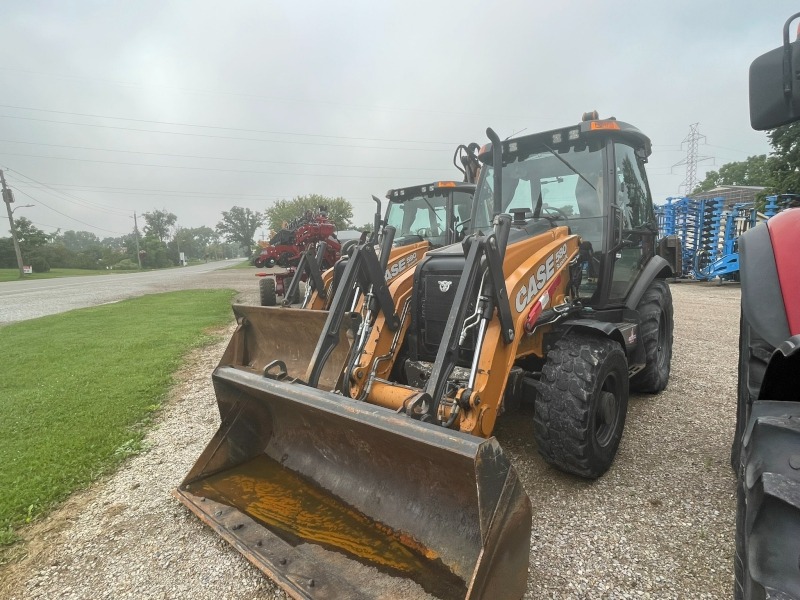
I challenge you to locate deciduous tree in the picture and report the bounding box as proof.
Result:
[216,207,264,257]
[692,154,771,194]
[12,217,52,254]
[265,195,353,231]
[143,209,177,242]
[767,121,800,196]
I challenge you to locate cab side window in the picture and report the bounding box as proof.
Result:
[614,144,654,229]
[608,144,655,301]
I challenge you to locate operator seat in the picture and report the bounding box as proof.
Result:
[574,175,604,282]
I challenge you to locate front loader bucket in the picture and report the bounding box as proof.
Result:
[221,304,354,390]
[175,366,532,600]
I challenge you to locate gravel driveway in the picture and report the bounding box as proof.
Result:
[0,272,740,599]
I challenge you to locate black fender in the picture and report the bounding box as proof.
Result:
[624,255,672,310]
[555,318,646,370]
[759,334,800,401]
[739,223,790,349]
[657,235,683,278]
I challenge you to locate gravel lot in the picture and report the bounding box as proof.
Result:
[0,270,740,599]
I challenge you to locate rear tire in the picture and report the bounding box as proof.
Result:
[534,333,629,479]
[630,279,674,393]
[734,401,800,600]
[259,277,276,306]
[730,312,772,471]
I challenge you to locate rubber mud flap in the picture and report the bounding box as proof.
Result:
[175,367,532,600]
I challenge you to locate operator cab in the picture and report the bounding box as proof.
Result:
[472,114,658,307]
[385,181,476,248]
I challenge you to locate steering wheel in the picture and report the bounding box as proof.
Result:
[416,227,432,238]
[541,205,570,224]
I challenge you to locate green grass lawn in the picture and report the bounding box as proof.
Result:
[0,289,235,548]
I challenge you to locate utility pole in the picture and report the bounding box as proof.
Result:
[1,169,25,278]
[132,211,142,269]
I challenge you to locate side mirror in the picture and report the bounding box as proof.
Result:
[749,12,800,130]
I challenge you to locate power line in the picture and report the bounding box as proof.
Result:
[0,66,548,122]
[0,103,456,145]
[11,181,290,199]
[0,151,437,179]
[0,114,452,152]
[8,181,130,216]
[0,138,444,172]
[5,167,131,215]
[0,214,62,229]
[703,143,758,156]
[9,180,387,208]
[10,186,127,235]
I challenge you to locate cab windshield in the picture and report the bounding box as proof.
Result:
[473,143,606,251]
[385,191,472,247]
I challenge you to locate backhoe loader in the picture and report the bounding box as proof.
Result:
[279,143,480,311]
[293,178,477,311]
[175,114,674,599]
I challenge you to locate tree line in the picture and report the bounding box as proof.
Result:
[4,119,798,273]
[692,122,800,201]
[0,194,354,272]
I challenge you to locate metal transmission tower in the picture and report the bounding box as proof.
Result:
[673,123,713,196]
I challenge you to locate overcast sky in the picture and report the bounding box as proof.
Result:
[0,1,797,240]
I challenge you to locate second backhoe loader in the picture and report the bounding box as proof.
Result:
[175,114,674,599]
[293,178,476,311]
[279,143,481,311]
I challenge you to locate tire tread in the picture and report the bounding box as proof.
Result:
[735,403,800,600]
[534,333,629,479]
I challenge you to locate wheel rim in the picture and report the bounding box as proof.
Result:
[595,372,621,447]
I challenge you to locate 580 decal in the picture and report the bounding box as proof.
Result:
[385,252,418,281]
[514,244,568,313]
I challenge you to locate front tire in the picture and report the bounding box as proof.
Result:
[534,333,629,479]
[630,279,673,393]
[259,277,276,306]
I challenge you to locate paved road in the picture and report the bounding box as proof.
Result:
[0,260,250,325]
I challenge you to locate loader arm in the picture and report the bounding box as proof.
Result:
[451,230,580,436]
[348,261,418,402]
[348,225,580,437]
[305,266,335,310]
[307,241,430,311]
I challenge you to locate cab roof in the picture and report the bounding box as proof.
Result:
[385,181,476,202]
[478,118,652,164]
